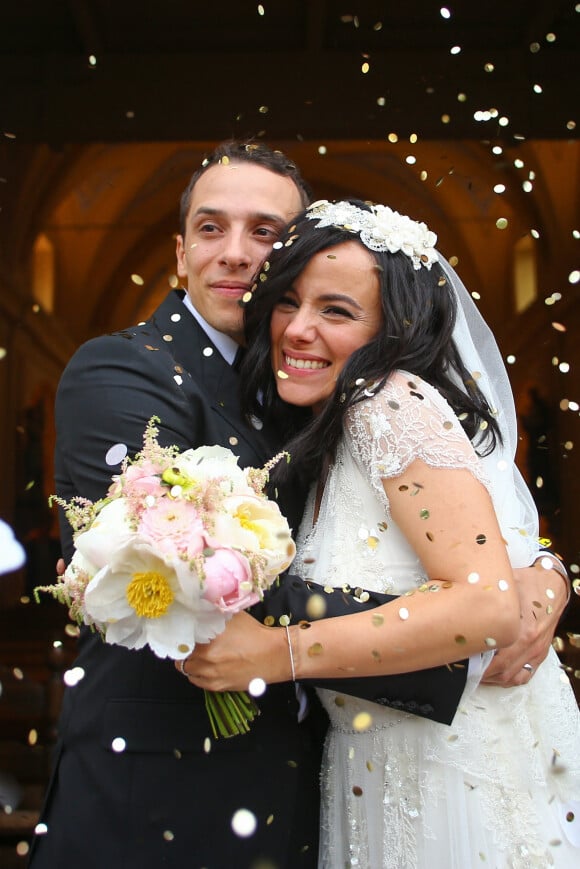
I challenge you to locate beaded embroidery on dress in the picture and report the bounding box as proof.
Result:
[293,371,580,869]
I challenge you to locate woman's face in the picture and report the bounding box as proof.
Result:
[270,240,382,413]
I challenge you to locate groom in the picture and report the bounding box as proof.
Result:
[31,141,569,869]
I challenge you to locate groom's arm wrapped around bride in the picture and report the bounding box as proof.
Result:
[251,574,469,725]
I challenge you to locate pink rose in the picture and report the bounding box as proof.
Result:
[202,548,258,613]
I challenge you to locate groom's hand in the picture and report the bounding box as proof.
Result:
[481,561,568,686]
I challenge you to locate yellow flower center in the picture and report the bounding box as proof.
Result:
[126,571,174,619]
[236,506,268,548]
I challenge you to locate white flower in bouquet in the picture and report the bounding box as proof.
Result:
[36,417,296,738]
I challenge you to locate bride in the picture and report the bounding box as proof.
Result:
[185,199,580,867]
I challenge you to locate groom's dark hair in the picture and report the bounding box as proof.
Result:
[179,140,312,237]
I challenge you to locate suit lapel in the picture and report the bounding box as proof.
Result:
[147,291,273,464]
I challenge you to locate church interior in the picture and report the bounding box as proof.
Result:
[0,2,579,862]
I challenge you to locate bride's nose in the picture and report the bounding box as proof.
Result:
[284,306,317,342]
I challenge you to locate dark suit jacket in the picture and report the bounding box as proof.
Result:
[31,291,466,869]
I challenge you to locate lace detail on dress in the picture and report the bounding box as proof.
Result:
[345,371,488,516]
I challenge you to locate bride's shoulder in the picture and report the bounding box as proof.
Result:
[348,369,457,424]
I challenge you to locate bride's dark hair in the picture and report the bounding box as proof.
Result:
[241,199,500,485]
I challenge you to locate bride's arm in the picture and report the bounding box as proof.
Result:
[181,459,520,690]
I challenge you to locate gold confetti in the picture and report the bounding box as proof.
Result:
[266,814,274,825]
[334,695,345,707]
[263,615,275,626]
[306,594,326,619]
[419,509,430,519]
[279,614,290,627]
[352,785,363,796]
[455,635,467,645]
[371,614,384,627]
[277,370,289,379]
[131,273,144,285]
[476,534,487,545]
[307,643,323,656]
[366,760,374,771]
[352,712,373,732]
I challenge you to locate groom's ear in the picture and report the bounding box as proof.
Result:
[176,235,187,280]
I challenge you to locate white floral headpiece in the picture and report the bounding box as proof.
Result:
[305,200,438,270]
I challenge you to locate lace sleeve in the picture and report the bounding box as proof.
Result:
[345,371,489,510]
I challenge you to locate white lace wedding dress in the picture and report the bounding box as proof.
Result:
[293,371,580,868]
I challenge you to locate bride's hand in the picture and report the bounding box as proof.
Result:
[481,562,568,686]
[175,611,291,691]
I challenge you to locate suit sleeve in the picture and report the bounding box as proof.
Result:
[252,574,468,725]
[54,334,203,562]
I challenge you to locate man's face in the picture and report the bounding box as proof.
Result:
[176,162,304,342]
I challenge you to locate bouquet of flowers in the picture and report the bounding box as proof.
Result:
[36,417,295,738]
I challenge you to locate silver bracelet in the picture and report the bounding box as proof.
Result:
[534,550,571,603]
[285,625,296,682]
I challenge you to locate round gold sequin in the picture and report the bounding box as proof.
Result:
[306,594,326,619]
[419,509,430,520]
[279,614,290,627]
[455,635,467,644]
[366,760,374,772]
[263,615,275,626]
[277,370,289,379]
[308,643,323,656]
[334,695,345,707]
[352,786,363,796]
[242,291,252,303]
[371,614,384,627]
[163,830,175,841]
[476,534,487,545]
[485,637,497,648]
[229,436,238,446]
[353,712,373,731]
[162,334,173,342]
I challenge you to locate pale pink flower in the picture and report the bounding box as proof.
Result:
[138,499,205,558]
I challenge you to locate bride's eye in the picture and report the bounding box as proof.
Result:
[322,305,353,318]
[275,295,299,310]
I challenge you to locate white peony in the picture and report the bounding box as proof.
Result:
[169,445,252,493]
[75,498,137,569]
[211,494,296,576]
[84,539,226,658]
